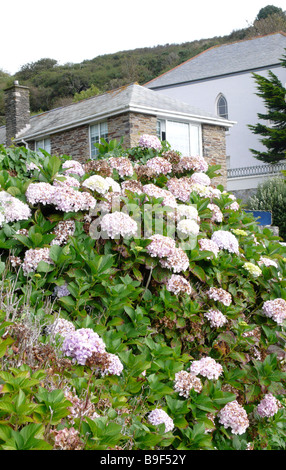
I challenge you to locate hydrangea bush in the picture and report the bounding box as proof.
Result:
[0,140,285,451]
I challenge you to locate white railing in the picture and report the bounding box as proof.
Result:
[227,162,286,179]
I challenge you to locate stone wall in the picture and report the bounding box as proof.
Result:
[202,124,227,188]
[5,83,30,147]
[50,125,90,163]
[25,115,228,186]
[107,112,157,148]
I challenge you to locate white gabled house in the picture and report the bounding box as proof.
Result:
[145,32,286,200]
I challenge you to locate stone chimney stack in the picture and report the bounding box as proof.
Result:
[4,81,30,146]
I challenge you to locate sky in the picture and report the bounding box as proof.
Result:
[1,0,285,75]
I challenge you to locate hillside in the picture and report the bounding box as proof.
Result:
[0,9,285,125]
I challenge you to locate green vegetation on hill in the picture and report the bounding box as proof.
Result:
[0,7,285,125]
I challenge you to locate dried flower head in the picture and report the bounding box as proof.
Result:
[146,156,172,175]
[174,370,202,397]
[206,287,232,306]
[22,247,53,276]
[166,274,192,295]
[160,247,189,273]
[108,157,134,177]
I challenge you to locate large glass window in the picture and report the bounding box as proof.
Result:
[90,122,108,159]
[157,119,201,156]
[35,138,51,155]
[217,94,228,119]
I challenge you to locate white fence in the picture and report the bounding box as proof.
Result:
[227,162,286,179]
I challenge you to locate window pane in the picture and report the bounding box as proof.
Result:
[217,95,228,119]
[90,122,108,159]
[166,121,190,155]
[190,124,200,156]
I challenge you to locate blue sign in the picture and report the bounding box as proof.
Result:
[244,210,272,226]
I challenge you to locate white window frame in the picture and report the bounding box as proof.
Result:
[35,137,51,155]
[89,121,108,159]
[157,119,202,156]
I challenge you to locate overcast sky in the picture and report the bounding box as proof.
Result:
[1,0,285,75]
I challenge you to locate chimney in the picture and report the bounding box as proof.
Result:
[4,81,30,146]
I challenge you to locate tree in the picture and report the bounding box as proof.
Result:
[256,5,285,21]
[248,52,286,164]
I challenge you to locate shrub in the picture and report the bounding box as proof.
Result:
[0,142,285,451]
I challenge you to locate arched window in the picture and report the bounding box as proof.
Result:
[217,94,228,119]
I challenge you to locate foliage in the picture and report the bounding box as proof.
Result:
[248,53,286,164]
[256,5,285,21]
[0,141,285,451]
[247,177,286,241]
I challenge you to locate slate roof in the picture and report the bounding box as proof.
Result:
[145,32,286,89]
[0,83,233,144]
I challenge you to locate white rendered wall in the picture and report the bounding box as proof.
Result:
[151,66,285,170]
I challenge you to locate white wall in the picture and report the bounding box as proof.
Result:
[152,65,285,170]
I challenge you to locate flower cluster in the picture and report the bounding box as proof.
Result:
[211,230,239,254]
[108,157,134,177]
[51,427,83,450]
[51,220,75,246]
[189,356,223,380]
[218,400,249,435]
[207,287,232,306]
[61,328,106,365]
[189,172,211,186]
[143,183,177,208]
[101,211,138,239]
[146,156,172,175]
[49,317,76,338]
[262,298,286,324]
[147,234,176,258]
[0,191,31,224]
[148,408,174,433]
[62,160,85,177]
[204,309,228,328]
[207,203,223,223]
[177,218,200,237]
[175,155,208,173]
[167,177,192,203]
[138,134,162,150]
[64,389,99,424]
[54,284,70,298]
[258,257,279,269]
[121,180,144,195]
[174,370,202,397]
[26,183,97,212]
[160,247,190,273]
[82,175,120,194]
[256,393,279,418]
[166,274,192,295]
[243,262,262,278]
[173,204,199,222]
[198,238,220,257]
[54,175,80,188]
[22,247,53,276]
[101,353,124,377]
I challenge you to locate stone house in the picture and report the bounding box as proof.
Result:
[145,32,286,199]
[0,81,234,187]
